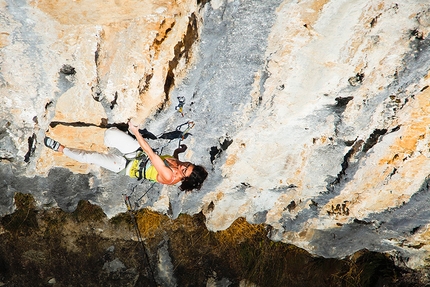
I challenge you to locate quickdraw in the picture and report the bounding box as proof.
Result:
[175,96,186,117]
[156,120,195,151]
[176,120,195,145]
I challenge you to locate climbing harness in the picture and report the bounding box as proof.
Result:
[126,150,150,180]
[175,96,186,117]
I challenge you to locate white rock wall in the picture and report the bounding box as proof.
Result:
[199,0,430,268]
[2,0,430,269]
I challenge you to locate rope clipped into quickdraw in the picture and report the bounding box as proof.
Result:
[175,96,186,117]
[124,194,157,286]
[177,121,194,147]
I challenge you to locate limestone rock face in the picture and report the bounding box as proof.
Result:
[2,0,430,269]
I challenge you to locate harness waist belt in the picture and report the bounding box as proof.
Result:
[137,158,150,180]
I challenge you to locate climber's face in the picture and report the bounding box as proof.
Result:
[180,162,194,178]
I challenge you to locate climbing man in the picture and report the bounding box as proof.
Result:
[44,121,208,191]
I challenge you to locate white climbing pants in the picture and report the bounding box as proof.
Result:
[62,127,141,173]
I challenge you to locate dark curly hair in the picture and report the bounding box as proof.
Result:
[179,165,208,192]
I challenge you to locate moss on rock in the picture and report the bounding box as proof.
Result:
[0,194,427,286]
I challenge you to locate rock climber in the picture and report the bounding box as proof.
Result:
[44,121,208,191]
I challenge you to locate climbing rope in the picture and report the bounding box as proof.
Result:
[134,182,156,208]
[124,195,157,286]
[121,119,196,285]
